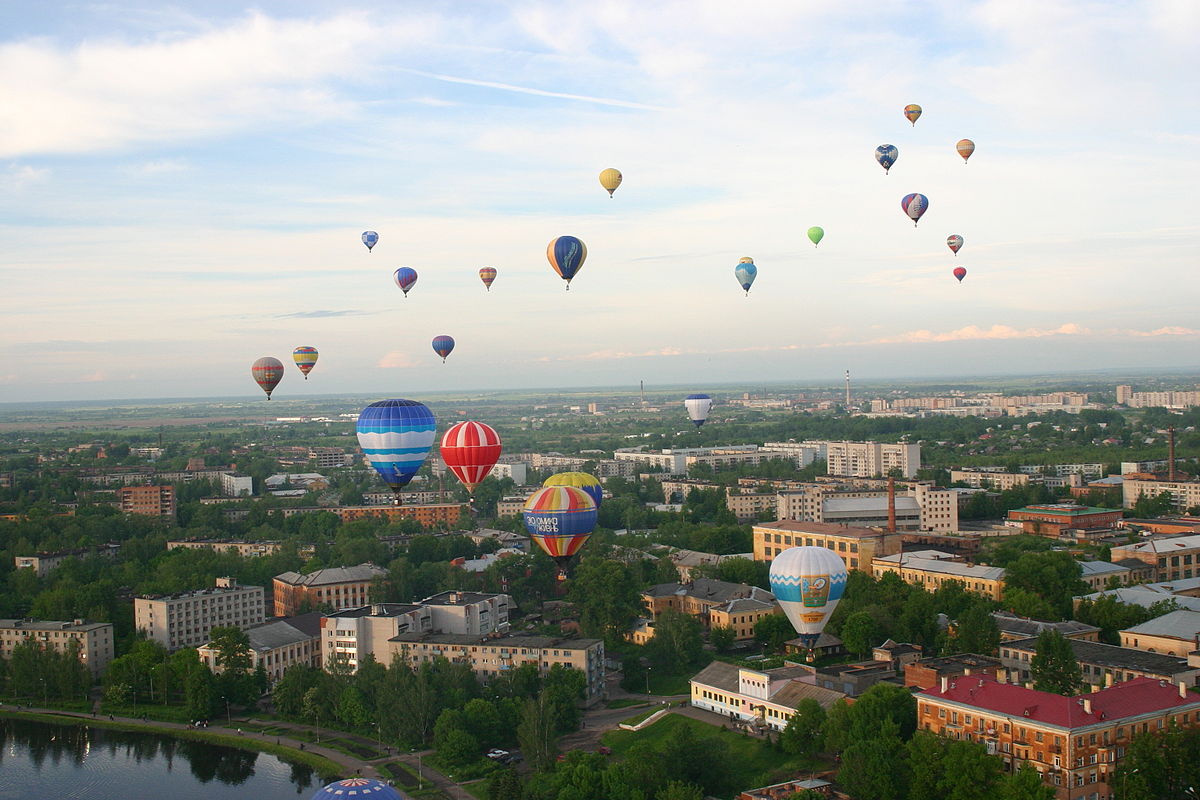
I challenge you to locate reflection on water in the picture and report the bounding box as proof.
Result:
[0,718,319,799]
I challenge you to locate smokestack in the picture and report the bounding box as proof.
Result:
[1169,426,1177,481]
[888,476,897,533]
[845,370,851,407]
[640,380,645,405]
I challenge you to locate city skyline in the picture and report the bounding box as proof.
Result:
[3,1,1198,402]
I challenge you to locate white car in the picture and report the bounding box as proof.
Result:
[485,749,509,760]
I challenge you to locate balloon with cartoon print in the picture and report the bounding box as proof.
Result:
[956,139,975,163]
[947,234,963,256]
[478,267,498,291]
[251,357,284,400]
[355,399,436,502]
[904,104,922,125]
[734,257,757,296]
[547,236,587,290]
[769,546,848,649]
[953,266,967,283]
[901,193,929,226]
[432,335,455,363]
[684,394,713,427]
[393,267,418,297]
[361,231,379,252]
[875,144,898,174]
[523,485,598,580]
[292,347,318,380]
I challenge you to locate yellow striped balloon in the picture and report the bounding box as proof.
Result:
[293,346,318,380]
[599,168,622,197]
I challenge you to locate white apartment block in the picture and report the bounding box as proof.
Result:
[490,461,528,484]
[0,618,115,677]
[221,472,254,497]
[823,441,921,478]
[1123,477,1200,512]
[309,448,353,469]
[775,480,957,533]
[135,577,266,652]
[951,469,1033,490]
[760,441,828,468]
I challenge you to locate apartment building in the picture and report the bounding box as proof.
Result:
[759,441,827,468]
[13,544,120,578]
[331,504,466,528]
[904,653,1005,689]
[951,469,1033,490]
[724,487,779,522]
[917,674,1200,800]
[752,520,901,572]
[421,591,511,635]
[1000,636,1200,689]
[309,447,353,468]
[221,472,254,497]
[1122,475,1200,513]
[490,461,529,484]
[135,577,265,651]
[823,441,920,478]
[641,578,780,639]
[198,613,322,682]
[116,484,176,518]
[1078,561,1130,591]
[167,539,284,557]
[774,480,957,533]
[0,618,115,677]
[1110,534,1200,582]
[273,564,387,617]
[872,553,1007,600]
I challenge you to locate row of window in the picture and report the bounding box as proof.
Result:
[763,533,861,553]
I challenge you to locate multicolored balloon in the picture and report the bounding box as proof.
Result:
[543,472,603,509]
[441,421,502,494]
[904,104,922,126]
[479,267,497,291]
[599,168,623,197]
[956,139,975,163]
[432,335,455,362]
[875,144,898,174]
[362,231,379,252]
[684,394,713,427]
[356,399,436,501]
[523,485,598,580]
[901,193,929,226]
[807,227,824,248]
[251,357,284,400]
[547,236,587,290]
[953,266,967,283]
[947,234,963,256]
[393,267,418,297]
[769,546,848,649]
[735,257,757,296]
[292,347,318,380]
[313,779,403,800]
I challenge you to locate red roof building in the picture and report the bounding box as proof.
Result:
[916,674,1200,799]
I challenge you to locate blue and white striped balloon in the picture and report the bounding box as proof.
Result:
[356,399,436,498]
[769,546,848,648]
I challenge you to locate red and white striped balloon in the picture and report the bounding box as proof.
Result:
[440,421,502,493]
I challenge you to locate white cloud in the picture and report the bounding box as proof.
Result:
[378,351,420,369]
[1,164,50,189]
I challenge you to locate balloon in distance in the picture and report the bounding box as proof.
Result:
[251,357,284,400]
[393,267,418,297]
[956,139,975,163]
[479,267,498,291]
[599,168,623,197]
[953,266,967,283]
[807,227,824,247]
[292,347,318,380]
[901,193,929,226]
[946,234,963,256]
[734,257,757,296]
[547,236,588,290]
[875,144,898,174]
[432,335,455,363]
[684,394,713,427]
[904,104,922,125]
[361,231,379,252]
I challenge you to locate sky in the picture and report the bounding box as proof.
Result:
[2,0,1199,402]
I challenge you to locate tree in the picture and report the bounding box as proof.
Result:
[709,625,735,653]
[517,692,558,770]
[488,768,524,800]
[647,609,704,673]
[656,782,703,800]
[952,603,1000,656]
[1002,551,1089,619]
[841,610,880,658]
[849,683,917,741]
[439,728,481,767]
[753,614,795,653]
[1030,630,1083,695]
[568,558,644,644]
[1112,722,1200,799]
[839,720,907,800]
[780,698,825,759]
[822,699,853,753]
[996,764,1056,800]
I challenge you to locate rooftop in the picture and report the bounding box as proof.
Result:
[690,660,845,710]
[917,675,1200,729]
[274,564,387,587]
[420,591,507,606]
[885,556,1006,581]
[1076,587,1200,613]
[241,617,320,652]
[643,578,775,605]
[992,611,1100,639]
[1122,609,1200,640]
[754,520,887,539]
[325,604,422,619]
[878,549,961,562]
[1116,534,1200,554]
[910,653,1002,675]
[1003,636,1191,674]
[388,632,600,649]
[1011,504,1120,516]
[0,618,111,633]
[1079,561,1129,577]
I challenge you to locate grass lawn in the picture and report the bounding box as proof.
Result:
[645,672,692,696]
[601,713,818,796]
[605,698,649,710]
[462,780,490,800]
[620,706,666,726]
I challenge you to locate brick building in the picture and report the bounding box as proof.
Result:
[1007,504,1123,537]
[116,484,176,519]
[272,564,387,617]
[752,520,901,572]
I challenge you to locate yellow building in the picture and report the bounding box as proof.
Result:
[641,578,781,640]
[753,520,901,572]
[1120,609,1200,657]
[0,618,115,677]
[872,553,1007,600]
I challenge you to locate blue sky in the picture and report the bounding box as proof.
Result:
[2,1,1198,402]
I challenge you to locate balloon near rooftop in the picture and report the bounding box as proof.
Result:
[247,102,980,584]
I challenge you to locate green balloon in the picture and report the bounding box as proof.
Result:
[807,226,824,247]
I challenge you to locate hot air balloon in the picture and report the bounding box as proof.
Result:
[440,421,502,494]
[904,104,922,126]
[947,234,963,256]
[599,168,623,197]
[362,231,379,252]
[901,193,928,226]
[356,399,436,503]
[312,778,403,800]
[544,472,603,509]
[292,347,318,380]
[684,394,713,427]
[807,227,824,248]
[953,266,967,283]
[394,267,418,297]
[734,257,757,296]
[956,139,975,163]
[251,357,283,400]
[875,144,898,174]
[432,335,455,363]
[547,236,587,290]
[769,546,848,650]
[523,485,597,580]
[479,267,498,291]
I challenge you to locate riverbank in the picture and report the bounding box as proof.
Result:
[0,708,344,780]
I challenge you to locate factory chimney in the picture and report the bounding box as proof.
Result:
[640,380,645,406]
[845,370,851,407]
[887,476,897,533]
[1169,426,1177,481]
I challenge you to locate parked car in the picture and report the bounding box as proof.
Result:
[597,746,611,755]
[485,749,509,761]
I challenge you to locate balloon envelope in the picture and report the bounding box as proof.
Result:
[356,399,436,496]
[599,168,622,196]
[432,335,455,362]
[441,421,502,493]
[543,472,603,508]
[523,486,597,563]
[547,236,587,288]
[734,257,757,295]
[251,357,284,399]
[953,267,967,283]
[904,104,922,125]
[479,267,498,291]
[312,778,403,800]
[956,139,975,162]
[769,546,848,647]
[684,394,713,427]
[875,144,898,173]
[901,193,929,226]
[947,234,963,255]
[807,227,824,247]
[292,347,318,379]
[394,267,418,296]
[361,231,379,252]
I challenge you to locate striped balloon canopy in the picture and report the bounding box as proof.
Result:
[393,267,418,296]
[251,357,284,400]
[432,335,455,362]
[904,104,922,125]
[479,267,498,291]
[292,346,318,379]
[356,399,436,500]
[684,394,713,427]
[543,472,603,508]
[441,421,502,493]
[523,486,597,577]
[956,139,975,163]
[546,236,587,290]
